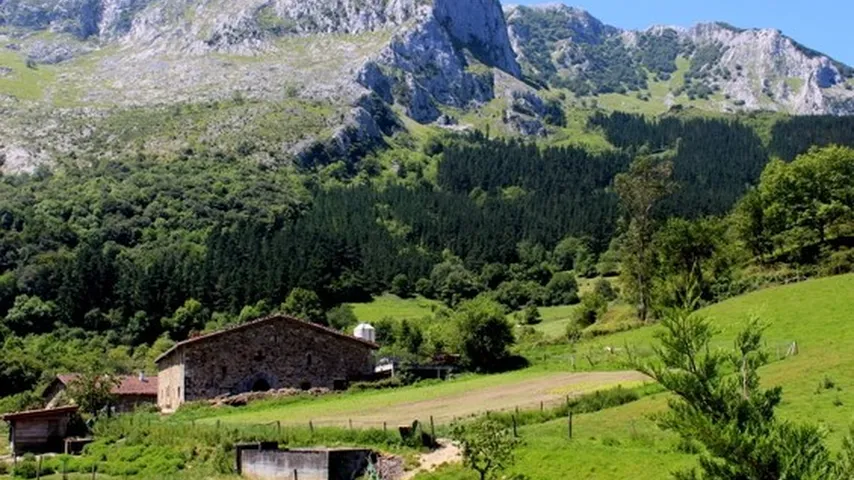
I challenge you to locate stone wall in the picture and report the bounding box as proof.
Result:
[157,353,184,411]
[180,319,374,403]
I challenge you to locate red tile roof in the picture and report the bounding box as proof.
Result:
[2,406,79,422]
[154,314,379,364]
[54,374,158,397]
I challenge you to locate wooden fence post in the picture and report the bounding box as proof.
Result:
[36,456,42,480]
[430,416,435,439]
[349,419,353,430]
[540,401,544,412]
[383,422,387,433]
[277,421,282,436]
[309,420,314,434]
[568,412,573,440]
[92,463,97,480]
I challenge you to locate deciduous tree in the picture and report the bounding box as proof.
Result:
[451,418,520,480]
[615,155,676,322]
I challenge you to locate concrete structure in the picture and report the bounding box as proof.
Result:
[353,323,376,343]
[43,373,158,413]
[238,444,373,480]
[2,406,80,456]
[155,315,379,411]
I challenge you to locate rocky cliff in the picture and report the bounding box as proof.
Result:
[1,0,853,172]
[0,0,522,170]
[505,4,854,115]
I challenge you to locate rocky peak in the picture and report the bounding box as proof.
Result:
[434,0,521,76]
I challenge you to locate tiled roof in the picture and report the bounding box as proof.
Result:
[154,314,379,364]
[54,374,158,397]
[2,406,79,422]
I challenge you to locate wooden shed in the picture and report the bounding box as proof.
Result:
[2,406,80,456]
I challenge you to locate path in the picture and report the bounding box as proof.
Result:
[403,439,461,480]
[264,370,648,428]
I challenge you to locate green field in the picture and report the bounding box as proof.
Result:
[528,304,580,337]
[3,276,851,480]
[349,294,444,324]
[418,274,854,479]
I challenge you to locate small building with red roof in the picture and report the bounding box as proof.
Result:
[43,373,158,413]
[155,314,378,412]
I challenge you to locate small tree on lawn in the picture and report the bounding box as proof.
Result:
[634,308,854,479]
[67,368,121,417]
[451,418,520,480]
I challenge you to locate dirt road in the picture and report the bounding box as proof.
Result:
[309,371,647,427]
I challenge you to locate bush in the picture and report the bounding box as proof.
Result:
[326,304,358,331]
[572,293,608,327]
[493,280,545,310]
[545,272,579,305]
[565,323,582,343]
[349,376,405,392]
[0,461,8,475]
[519,304,542,325]
[12,457,38,479]
[820,248,854,276]
[390,274,413,298]
[592,278,617,302]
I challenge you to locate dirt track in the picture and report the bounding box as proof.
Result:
[311,371,646,427]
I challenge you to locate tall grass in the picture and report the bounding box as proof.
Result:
[10,414,411,479]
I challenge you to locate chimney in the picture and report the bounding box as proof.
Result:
[139,371,146,382]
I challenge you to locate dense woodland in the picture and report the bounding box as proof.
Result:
[1,112,854,409]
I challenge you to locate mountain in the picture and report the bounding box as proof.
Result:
[0,0,524,171]
[0,0,852,172]
[505,4,854,115]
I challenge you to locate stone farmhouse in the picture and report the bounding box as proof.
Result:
[155,315,379,411]
[43,373,158,413]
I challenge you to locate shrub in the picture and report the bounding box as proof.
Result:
[545,272,579,305]
[349,376,405,392]
[493,280,545,310]
[592,278,617,302]
[12,457,38,479]
[820,248,854,276]
[572,293,608,327]
[565,323,582,343]
[519,304,542,325]
[390,274,413,298]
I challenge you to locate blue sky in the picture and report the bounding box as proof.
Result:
[513,1,853,66]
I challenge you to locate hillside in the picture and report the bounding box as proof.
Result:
[418,274,854,479]
[4,275,844,480]
[1,0,853,172]
[505,4,854,116]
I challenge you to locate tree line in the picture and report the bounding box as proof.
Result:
[2,114,854,406]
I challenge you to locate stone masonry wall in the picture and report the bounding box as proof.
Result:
[158,353,184,411]
[182,319,374,402]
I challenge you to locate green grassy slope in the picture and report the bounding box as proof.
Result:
[349,295,444,324]
[419,274,854,479]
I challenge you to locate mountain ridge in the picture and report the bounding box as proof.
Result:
[0,0,852,173]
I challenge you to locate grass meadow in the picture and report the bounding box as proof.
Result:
[416,274,854,479]
[2,275,851,480]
